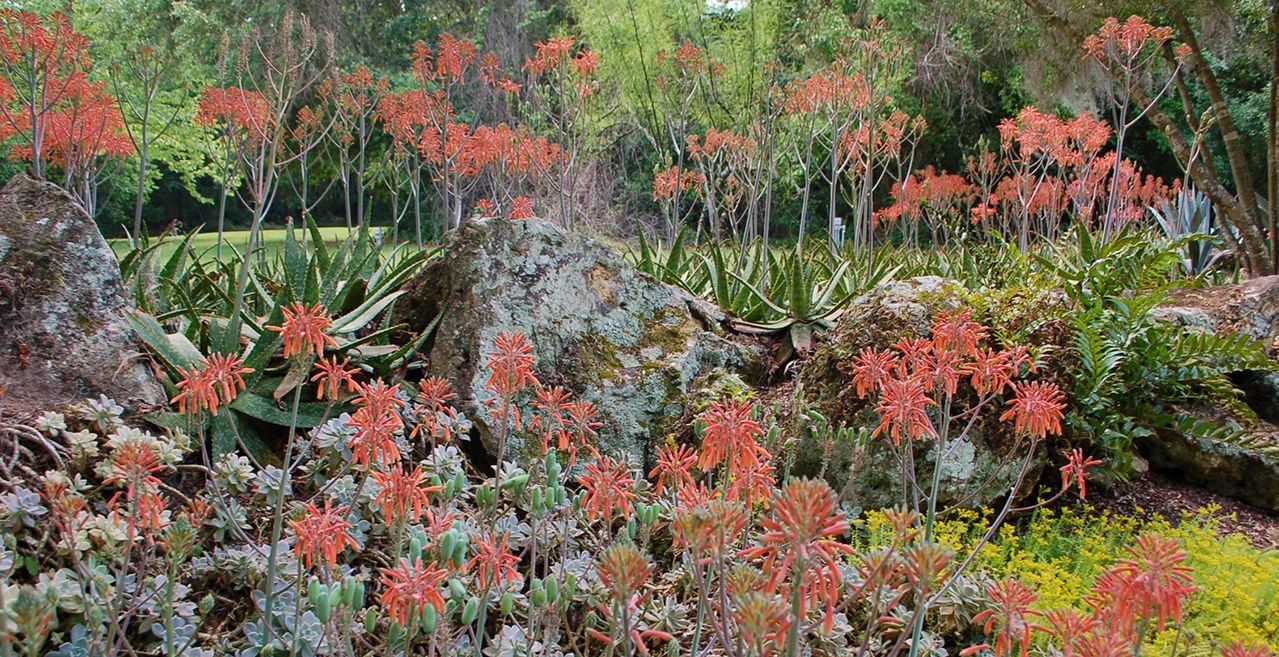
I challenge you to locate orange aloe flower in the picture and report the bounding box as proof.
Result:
[349,380,407,467]
[311,354,359,401]
[268,302,338,358]
[596,542,652,602]
[1059,449,1103,500]
[650,443,697,496]
[372,465,443,524]
[1000,381,1065,438]
[379,557,447,625]
[577,454,637,523]
[290,500,360,569]
[964,348,1017,397]
[467,531,521,590]
[930,308,987,358]
[413,376,459,442]
[973,577,1041,657]
[172,353,253,416]
[852,347,898,398]
[697,399,765,472]
[485,331,537,398]
[740,478,854,632]
[872,375,937,444]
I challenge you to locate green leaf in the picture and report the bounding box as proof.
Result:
[126,310,201,372]
[229,391,331,429]
[331,290,407,334]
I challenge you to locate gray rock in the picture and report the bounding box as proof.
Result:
[1139,421,1279,511]
[1153,275,1279,354]
[0,174,164,413]
[794,277,1047,509]
[1148,278,1279,510]
[396,218,760,466]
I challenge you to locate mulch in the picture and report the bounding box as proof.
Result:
[1083,471,1279,550]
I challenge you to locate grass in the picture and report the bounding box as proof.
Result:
[108,226,401,260]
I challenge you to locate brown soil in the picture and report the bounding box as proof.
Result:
[1084,471,1279,550]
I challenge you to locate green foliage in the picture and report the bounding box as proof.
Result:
[1038,226,1272,469]
[631,233,898,355]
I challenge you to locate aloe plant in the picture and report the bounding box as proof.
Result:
[628,234,900,357]
[122,220,437,461]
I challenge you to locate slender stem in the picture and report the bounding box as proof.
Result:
[261,373,307,646]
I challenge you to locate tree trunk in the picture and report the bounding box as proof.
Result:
[1171,8,1270,273]
[1269,0,1279,271]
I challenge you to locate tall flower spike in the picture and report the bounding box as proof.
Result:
[851,348,898,398]
[372,465,442,524]
[268,302,337,359]
[172,354,253,416]
[467,531,521,591]
[596,542,652,603]
[740,478,854,632]
[311,355,359,401]
[697,399,765,471]
[1059,449,1103,500]
[931,309,987,358]
[413,377,459,442]
[872,376,937,444]
[650,443,697,496]
[973,577,1040,657]
[485,331,537,398]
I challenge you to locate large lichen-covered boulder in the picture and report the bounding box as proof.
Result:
[0,174,164,413]
[793,277,1063,509]
[396,218,760,465]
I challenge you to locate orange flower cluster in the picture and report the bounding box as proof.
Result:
[1082,16,1174,64]
[348,380,407,468]
[172,353,253,416]
[372,465,442,524]
[852,309,1065,444]
[411,33,478,86]
[290,500,360,569]
[652,165,705,202]
[974,533,1197,657]
[379,558,447,625]
[525,36,598,78]
[467,531,521,590]
[577,454,637,523]
[740,478,855,632]
[412,376,460,442]
[268,302,337,359]
[195,86,273,143]
[311,355,359,401]
[531,385,602,464]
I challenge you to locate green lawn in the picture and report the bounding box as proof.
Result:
[109,226,401,260]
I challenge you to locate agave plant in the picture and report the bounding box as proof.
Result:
[1149,186,1228,277]
[122,221,437,460]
